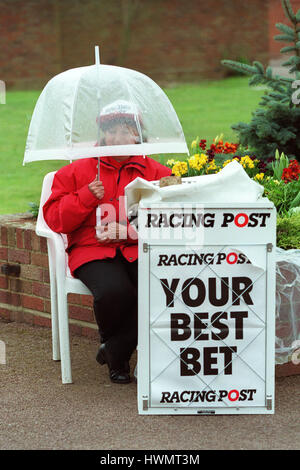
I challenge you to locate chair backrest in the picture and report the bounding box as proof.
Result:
[36,171,71,277]
[36,171,57,238]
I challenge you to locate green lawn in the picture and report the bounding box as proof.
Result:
[0,76,265,214]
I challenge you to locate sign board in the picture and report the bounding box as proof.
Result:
[137,203,276,415]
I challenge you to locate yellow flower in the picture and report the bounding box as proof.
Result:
[254,173,264,181]
[166,159,176,167]
[206,159,218,173]
[191,140,197,149]
[223,159,232,167]
[172,161,188,177]
[188,153,207,171]
[240,155,255,169]
[188,156,198,170]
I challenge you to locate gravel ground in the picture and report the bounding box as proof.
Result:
[0,319,299,451]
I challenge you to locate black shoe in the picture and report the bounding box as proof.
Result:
[109,368,131,384]
[96,344,131,384]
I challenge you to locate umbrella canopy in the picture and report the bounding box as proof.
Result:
[23,51,189,164]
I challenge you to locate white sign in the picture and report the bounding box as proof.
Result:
[138,204,276,415]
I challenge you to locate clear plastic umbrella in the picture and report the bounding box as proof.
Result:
[23,46,189,234]
[23,47,188,163]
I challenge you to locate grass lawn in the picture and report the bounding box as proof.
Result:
[0,76,265,214]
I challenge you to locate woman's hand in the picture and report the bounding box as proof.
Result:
[88,177,104,200]
[96,222,128,243]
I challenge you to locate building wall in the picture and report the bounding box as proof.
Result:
[0,0,61,88]
[269,0,300,60]
[0,0,271,89]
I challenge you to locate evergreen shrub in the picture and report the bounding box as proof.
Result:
[222,0,300,161]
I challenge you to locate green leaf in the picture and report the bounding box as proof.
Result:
[276,22,295,35]
[280,46,297,52]
[282,0,297,24]
[282,56,296,66]
[28,202,39,218]
[249,74,264,86]
[269,92,287,101]
[274,33,295,42]
[266,66,273,79]
[253,61,264,74]
[221,60,256,75]
[290,191,300,207]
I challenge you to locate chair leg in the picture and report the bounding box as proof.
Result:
[47,240,60,361]
[50,279,60,361]
[52,309,60,362]
[57,289,73,384]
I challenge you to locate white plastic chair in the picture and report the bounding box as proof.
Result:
[36,171,92,384]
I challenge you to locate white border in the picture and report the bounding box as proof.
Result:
[23,142,189,163]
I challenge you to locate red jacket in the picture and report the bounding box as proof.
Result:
[43,156,171,276]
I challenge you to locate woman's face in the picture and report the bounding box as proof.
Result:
[104,123,139,162]
[104,123,138,146]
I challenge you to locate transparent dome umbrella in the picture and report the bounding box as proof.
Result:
[24,47,188,163]
[23,46,189,233]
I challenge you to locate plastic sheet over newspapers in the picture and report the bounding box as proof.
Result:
[275,247,300,364]
[125,160,264,209]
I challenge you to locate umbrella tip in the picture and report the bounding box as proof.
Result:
[95,45,100,65]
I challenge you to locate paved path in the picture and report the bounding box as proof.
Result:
[0,320,299,450]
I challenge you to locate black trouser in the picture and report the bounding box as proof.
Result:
[74,250,138,369]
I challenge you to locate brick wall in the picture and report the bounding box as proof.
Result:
[0,0,61,89]
[269,0,300,60]
[1,0,270,88]
[0,214,98,340]
[59,0,270,83]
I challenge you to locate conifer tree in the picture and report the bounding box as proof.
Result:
[222,0,300,161]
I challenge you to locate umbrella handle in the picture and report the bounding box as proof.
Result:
[96,156,101,237]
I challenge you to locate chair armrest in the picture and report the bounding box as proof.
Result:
[35,209,66,259]
[50,231,66,256]
[36,222,61,240]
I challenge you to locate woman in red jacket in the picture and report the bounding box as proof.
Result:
[43,101,171,384]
